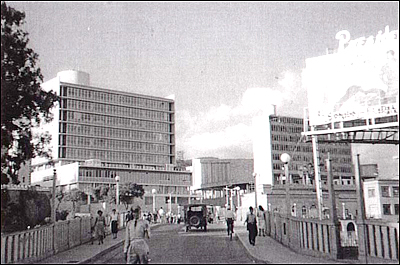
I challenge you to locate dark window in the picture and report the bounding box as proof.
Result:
[393,186,399,197]
[381,186,390,197]
[383,204,391,215]
[395,204,399,215]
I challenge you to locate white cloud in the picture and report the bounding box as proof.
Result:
[205,104,233,122]
[176,70,306,159]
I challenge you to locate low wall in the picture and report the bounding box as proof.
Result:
[265,211,399,262]
[265,211,340,260]
[362,219,398,261]
[1,211,129,264]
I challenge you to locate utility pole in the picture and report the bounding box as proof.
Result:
[253,173,258,211]
[312,135,323,220]
[326,153,341,258]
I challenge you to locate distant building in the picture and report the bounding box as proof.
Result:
[191,158,254,207]
[363,178,399,222]
[30,70,196,212]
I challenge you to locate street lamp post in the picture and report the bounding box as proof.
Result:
[280,153,291,214]
[252,173,257,211]
[51,168,57,223]
[234,187,240,209]
[280,153,291,245]
[115,175,120,206]
[169,193,172,214]
[225,186,229,207]
[152,189,157,214]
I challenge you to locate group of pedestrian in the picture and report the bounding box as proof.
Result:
[89,207,152,264]
[245,205,266,246]
[91,209,120,245]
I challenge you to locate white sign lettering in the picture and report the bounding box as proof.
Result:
[336,26,398,52]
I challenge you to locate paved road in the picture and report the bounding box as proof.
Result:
[89,223,262,264]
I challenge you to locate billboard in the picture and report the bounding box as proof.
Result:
[303,26,398,128]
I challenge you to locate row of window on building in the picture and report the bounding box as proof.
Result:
[79,168,190,187]
[271,161,352,174]
[271,124,303,133]
[61,135,170,154]
[61,99,172,122]
[271,116,304,125]
[61,86,172,111]
[271,143,352,156]
[61,110,172,132]
[60,147,172,164]
[271,153,352,165]
[61,123,171,143]
[368,185,399,198]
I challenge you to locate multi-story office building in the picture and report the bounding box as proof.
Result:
[31,70,195,211]
[269,115,354,187]
[262,114,356,219]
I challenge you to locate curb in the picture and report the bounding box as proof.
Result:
[78,223,164,264]
[235,232,270,264]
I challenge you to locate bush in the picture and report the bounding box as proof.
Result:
[1,187,51,233]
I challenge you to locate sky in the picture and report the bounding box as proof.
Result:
[7,1,399,177]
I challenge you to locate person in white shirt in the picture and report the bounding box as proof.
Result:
[245,206,257,246]
[158,207,165,224]
[225,206,236,236]
[124,206,151,264]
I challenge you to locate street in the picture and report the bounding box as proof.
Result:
[88,223,261,264]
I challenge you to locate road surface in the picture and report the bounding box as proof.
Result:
[88,223,261,264]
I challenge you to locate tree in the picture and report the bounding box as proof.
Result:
[63,189,85,216]
[93,185,110,202]
[119,183,145,210]
[1,2,59,184]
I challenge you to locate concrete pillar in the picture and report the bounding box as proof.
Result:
[326,153,341,258]
[354,154,368,263]
[368,224,376,257]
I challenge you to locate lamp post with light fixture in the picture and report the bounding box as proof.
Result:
[280,153,291,244]
[152,189,157,214]
[115,175,120,206]
[51,168,57,223]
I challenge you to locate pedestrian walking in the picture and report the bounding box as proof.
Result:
[110,209,119,239]
[93,210,106,245]
[245,206,257,246]
[257,205,266,237]
[225,206,236,237]
[158,207,165,223]
[124,206,151,264]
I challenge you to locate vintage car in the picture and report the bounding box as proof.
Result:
[183,203,210,232]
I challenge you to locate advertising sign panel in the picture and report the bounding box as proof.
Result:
[303,26,398,128]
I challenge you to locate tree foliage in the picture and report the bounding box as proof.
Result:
[92,183,145,209]
[1,187,51,233]
[1,2,59,184]
[119,183,145,209]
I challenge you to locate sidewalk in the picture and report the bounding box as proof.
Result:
[35,223,162,264]
[234,224,347,264]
